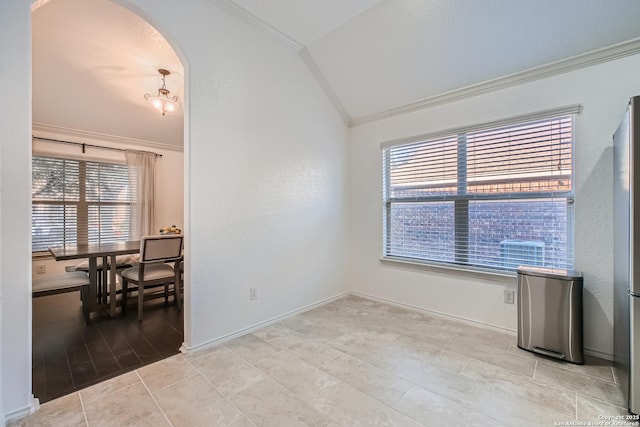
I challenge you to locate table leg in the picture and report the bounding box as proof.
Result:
[88,257,98,312]
[101,256,108,304]
[110,255,117,317]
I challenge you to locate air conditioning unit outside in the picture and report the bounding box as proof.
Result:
[500,239,545,269]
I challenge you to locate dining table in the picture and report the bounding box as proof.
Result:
[48,240,140,317]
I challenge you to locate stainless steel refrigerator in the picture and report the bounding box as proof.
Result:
[614,95,640,414]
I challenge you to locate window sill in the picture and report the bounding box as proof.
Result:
[380,256,517,280]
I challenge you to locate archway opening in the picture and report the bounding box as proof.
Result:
[30,0,189,403]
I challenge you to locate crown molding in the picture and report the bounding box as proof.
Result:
[299,48,352,126]
[32,122,184,152]
[351,37,640,127]
[209,0,304,51]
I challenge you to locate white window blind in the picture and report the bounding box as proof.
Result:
[382,113,575,273]
[32,156,131,252]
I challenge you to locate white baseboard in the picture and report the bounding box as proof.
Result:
[3,395,39,426]
[9,288,612,424]
[180,288,614,362]
[178,288,516,356]
[350,290,517,336]
[350,291,615,361]
[180,291,350,354]
[583,347,614,361]
[351,291,616,361]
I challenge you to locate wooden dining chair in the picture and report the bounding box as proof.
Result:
[119,235,183,321]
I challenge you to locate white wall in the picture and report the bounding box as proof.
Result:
[126,0,351,349]
[0,0,349,421]
[0,1,33,423]
[348,53,640,357]
[30,133,184,279]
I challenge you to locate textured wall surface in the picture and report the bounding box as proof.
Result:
[348,53,640,357]
[2,0,349,420]
[125,0,351,349]
[4,0,640,421]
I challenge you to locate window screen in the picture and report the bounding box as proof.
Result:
[382,113,575,273]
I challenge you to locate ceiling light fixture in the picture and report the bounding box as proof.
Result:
[144,69,179,116]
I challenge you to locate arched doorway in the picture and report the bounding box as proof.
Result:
[30,0,190,403]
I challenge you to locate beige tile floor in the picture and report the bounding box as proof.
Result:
[10,295,629,426]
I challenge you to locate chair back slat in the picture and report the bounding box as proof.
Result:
[140,235,183,263]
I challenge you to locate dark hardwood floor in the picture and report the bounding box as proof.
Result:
[32,290,184,403]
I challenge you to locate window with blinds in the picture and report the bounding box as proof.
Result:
[382,113,575,273]
[32,156,131,252]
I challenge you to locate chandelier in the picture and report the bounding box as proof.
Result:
[144,69,179,116]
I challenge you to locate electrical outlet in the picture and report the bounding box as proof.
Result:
[36,264,46,275]
[250,287,258,301]
[504,289,514,304]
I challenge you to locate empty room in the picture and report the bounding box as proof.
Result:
[2,0,640,426]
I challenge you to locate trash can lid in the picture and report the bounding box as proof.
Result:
[516,266,583,280]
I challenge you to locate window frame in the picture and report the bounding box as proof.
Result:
[32,154,131,254]
[381,106,579,276]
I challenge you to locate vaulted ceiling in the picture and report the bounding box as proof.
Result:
[32,0,640,147]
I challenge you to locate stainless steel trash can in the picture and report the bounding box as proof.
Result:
[516,266,584,364]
